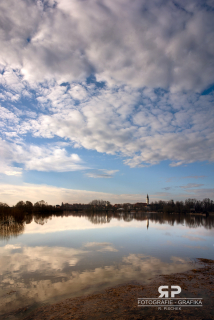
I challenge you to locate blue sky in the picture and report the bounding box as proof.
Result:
[0,0,214,205]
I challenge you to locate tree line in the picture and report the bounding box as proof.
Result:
[149,198,213,214]
[0,200,62,220]
[0,197,213,219]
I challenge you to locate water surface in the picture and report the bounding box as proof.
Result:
[0,212,213,316]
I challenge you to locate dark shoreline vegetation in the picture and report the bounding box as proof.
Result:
[1,197,214,215]
[1,198,214,240]
[0,198,214,214]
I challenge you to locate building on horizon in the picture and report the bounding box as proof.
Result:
[134,194,150,210]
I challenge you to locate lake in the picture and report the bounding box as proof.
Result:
[0,211,214,318]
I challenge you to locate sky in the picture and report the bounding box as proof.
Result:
[0,0,214,205]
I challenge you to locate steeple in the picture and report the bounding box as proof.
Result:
[146,194,149,205]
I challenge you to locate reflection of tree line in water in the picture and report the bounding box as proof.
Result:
[1,209,214,240]
[0,200,61,240]
[85,211,214,229]
[0,216,25,240]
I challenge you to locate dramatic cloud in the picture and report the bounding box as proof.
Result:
[21,86,214,167]
[1,0,214,91]
[0,0,213,194]
[2,79,213,168]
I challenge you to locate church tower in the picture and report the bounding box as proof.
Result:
[146,194,149,205]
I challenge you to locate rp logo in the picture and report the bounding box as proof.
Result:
[158,285,181,298]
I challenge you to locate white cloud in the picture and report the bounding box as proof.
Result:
[86,169,119,179]
[69,84,88,100]
[4,168,23,176]
[0,138,23,176]
[0,138,87,174]
[0,0,214,171]
[3,85,214,169]
[0,106,20,135]
[24,147,85,172]
[15,85,213,168]
[0,182,150,205]
[0,182,212,206]
[0,0,214,91]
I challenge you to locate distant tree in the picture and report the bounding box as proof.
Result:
[0,202,9,207]
[185,198,196,210]
[0,202,10,215]
[15,201,25,208]
[26,201,33,207]
[14,201,33,214]
[89,200,109,206]
[173,201,183,214]
[34,200,48,207]
[25,201,33,214]
[202,198,212,212]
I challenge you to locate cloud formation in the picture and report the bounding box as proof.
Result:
[0,0,214,175]
[0,182,148,205]
[0,138,86,174]
[1,0,214,91]
[1,80,214,169]
[0,182,213,206]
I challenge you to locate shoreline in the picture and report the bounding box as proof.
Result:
[4,258,214,320]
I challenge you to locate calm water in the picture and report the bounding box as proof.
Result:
[0,212,214,317]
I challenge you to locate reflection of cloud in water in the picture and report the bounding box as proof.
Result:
[0,244,193,315]
[183,245,208,250]
[84,242,118,252]
[0,245,85,272]
[182,235,206,242]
